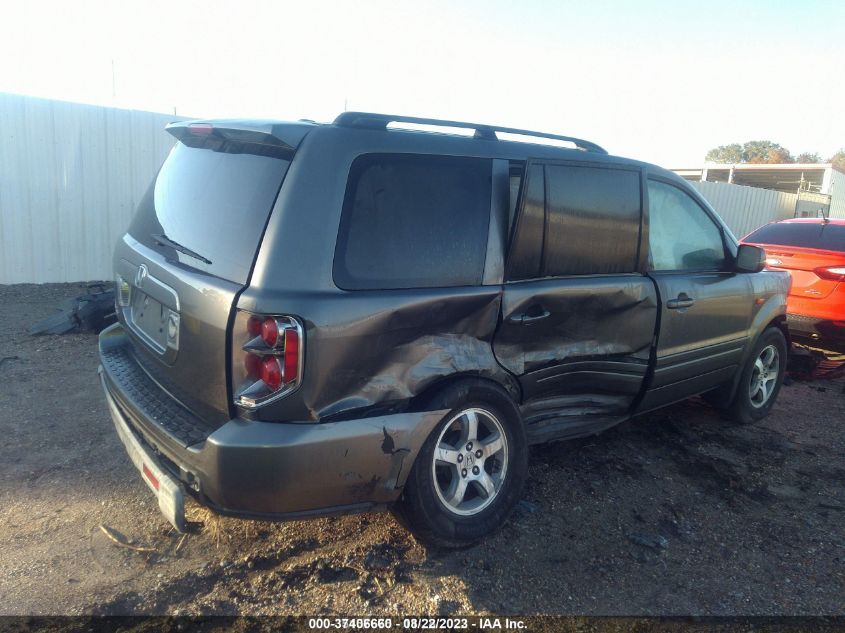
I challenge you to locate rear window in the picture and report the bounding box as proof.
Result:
[745,222,845,253]
[333,154,492,290]
[129,142,290,284]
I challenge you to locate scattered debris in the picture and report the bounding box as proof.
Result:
[98,524,156,553]
[30,284,116,335]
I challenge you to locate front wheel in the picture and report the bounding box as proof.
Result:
[394,382,527,548]
[726,327,787,424]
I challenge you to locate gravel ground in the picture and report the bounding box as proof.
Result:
[1,283,844,617]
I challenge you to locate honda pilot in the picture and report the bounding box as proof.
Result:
[98,113,791,546]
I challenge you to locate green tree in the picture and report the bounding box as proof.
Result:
[796,152,821,163]
[829,149,845,171]
[705,143,743,163]
[743,141,793,164]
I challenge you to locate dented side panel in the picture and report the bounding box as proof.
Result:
[243,285,516,422]
[200,409,447,514]
[494,275,658,415]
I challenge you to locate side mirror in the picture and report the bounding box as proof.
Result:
[735,244,765,273]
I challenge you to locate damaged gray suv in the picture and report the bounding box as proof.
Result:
[99,113,790,546]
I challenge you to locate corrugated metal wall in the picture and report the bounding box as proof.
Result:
[0,93,180,283]
[828,170,845,219]
[689,180,797,239]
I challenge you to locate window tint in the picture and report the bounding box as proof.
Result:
[647,180,727,271]
[129,142,290,284]
[745,222,845,252]
[334,154,492,290]
[544,165,641,276]
[506,164,544,281]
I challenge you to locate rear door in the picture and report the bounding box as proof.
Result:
[637,177,753,412]
[115,125,296,425]
[493,161,658,437]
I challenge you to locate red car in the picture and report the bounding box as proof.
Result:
[742,217,845,352]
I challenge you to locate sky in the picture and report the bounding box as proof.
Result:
[1,0,843,167]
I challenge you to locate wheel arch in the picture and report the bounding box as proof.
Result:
[725,315,789,403]
[408,372,522,414]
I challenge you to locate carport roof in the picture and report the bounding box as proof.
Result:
[673,163,843,194]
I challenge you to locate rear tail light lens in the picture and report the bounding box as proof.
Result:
[283,328,299,383]
[261,317,279,347]
[244,352,262,378]
[815,267,845,281]
[247,315,263,337]
[232,311,303,409]
[260,356,283,390]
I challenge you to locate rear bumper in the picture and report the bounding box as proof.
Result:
[787,314,845,353]
[99,322,444,520]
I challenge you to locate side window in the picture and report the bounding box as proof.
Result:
[333,154,492,290]
[506,163,544,281]
[544,164,641,276]
[647,180,727,271]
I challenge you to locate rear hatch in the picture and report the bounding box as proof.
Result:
[744,222,845,301]
[114,121,308,426]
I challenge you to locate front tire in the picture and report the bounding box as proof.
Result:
[394,381,528,548]
[726,327,787,424]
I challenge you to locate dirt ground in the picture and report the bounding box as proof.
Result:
[1,283,844,617]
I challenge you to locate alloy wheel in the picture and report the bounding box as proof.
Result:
[431,408,508,516]
[748,344,780,408]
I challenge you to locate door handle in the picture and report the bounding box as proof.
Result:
[508,309,551,324]
[666,293,694,310]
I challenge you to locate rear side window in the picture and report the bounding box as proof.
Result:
[543,165,641,276]
[745,222,845,252]
[129,142,290,284]
[334,154,492,290]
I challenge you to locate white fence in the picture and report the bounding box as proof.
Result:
[0,93,180,283]
[689,180,797,239]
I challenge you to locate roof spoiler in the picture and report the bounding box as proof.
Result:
[165,120,315,155]
[333,112,607,154]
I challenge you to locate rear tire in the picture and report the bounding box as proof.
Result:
[725,327,787,424]
[393,380,527,548]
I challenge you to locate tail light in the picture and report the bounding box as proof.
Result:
[815,267,845,281]
[232,311,303,409]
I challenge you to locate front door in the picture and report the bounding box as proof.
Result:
[637,176,753,412]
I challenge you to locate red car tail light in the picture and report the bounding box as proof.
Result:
[232,311,304,409]
[815,266,845,281]
[260,317,280,347]
[247,315,263,337]
[260,356,283,390]
[282,328,299,385]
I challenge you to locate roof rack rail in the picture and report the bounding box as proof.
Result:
[333,112,607,154]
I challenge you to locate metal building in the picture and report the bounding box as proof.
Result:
[674,163,845,221]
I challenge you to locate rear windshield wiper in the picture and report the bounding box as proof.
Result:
[151,233,213,265]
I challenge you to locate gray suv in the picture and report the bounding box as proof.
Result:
[98,113,790,546]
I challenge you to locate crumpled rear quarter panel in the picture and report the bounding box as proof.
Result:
[241,286,516,422]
